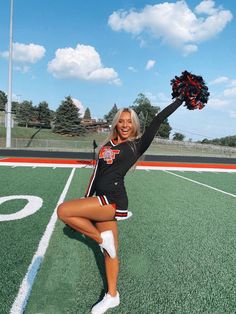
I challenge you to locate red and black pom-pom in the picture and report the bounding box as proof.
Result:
[171,71,210,110]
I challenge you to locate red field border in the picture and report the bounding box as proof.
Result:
[0,157,236,172]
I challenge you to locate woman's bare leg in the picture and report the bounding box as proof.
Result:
[95,220,119,297]
[57,197,115,244]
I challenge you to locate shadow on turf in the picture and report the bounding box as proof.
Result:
[63,225,107,306]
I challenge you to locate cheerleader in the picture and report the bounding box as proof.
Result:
[57,71,209,314]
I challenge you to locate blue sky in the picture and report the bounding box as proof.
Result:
[0,0,235,141]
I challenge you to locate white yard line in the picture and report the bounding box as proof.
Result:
[164,170,236,198]
[0,162,89,168]
[10,168,76,314]
[136,165,236,172]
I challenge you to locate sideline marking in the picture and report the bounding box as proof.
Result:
[0,162,87,168]
[1,157,236,171]
[1,162,236,172]
[164,170,236,198]
[0,158,236,172]
[10,168,76,314]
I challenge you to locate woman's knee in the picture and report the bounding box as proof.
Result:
[57,203,67,221]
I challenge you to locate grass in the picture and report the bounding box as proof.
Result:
[24,169,236,314]
[0,167,72,314]
[0,126,106,142]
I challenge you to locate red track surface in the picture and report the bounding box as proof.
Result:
[1,157,236,169]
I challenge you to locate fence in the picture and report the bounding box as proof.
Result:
[0,137,236,158]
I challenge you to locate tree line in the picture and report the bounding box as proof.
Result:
[1,89,219,142]
[201,136,236,147]
[0,91,90,136]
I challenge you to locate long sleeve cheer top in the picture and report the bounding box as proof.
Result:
[85,98,183,218]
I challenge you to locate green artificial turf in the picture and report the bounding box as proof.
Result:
[169,171,236,195]
[25,170,236,314]
[0,166,72,314]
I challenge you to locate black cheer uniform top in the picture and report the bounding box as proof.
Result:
[85,98,183,218]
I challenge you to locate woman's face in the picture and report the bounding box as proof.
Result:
[116,111,134,141]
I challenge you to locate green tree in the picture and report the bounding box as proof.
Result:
[53,96,84,136]
[84,107,91,119]
[15,100,34,127]
[173,132,185,141]
[201,136,236,147]
[132,93,159,128]
[157,120,172,138]
[36,101,52,128]
[132,93,172,138]
[104,103,118,124]
[0,91,7,111]
[138,111,145,133]
[201,138,210,144]
[11,101,20,113]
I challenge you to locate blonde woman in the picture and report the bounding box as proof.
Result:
[57,97,184,314]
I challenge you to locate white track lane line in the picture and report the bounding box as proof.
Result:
[164,170,236,198]
[10,168,76,314]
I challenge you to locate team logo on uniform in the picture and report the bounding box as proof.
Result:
[99,146,120,164]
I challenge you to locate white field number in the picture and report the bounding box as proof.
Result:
[0,195,43,221]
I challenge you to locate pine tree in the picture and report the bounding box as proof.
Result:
[36,101,52,128]
[15,100,34,127]
[104,103,118,124]
[0,90,7,111]
[84,107,91,119]
[53,96,84,136]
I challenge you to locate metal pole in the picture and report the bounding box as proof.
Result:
[6,0,14,148]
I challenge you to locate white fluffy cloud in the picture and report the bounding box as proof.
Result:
[108,0,232,55]
[72,98,85,117]
[208,76,236,119]
[195,0,217,15]
[0,42,45,63]
[48,43,121,85]
[145,59,156,70]
[208,97,230,108]
[223,87,236,97]
[209,76,229,85]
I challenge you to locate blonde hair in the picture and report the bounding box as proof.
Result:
[106,108,141,142]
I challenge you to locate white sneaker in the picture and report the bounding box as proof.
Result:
[100,230,116,259]
[91,292,120,314]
